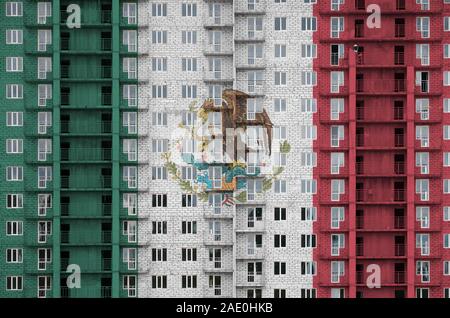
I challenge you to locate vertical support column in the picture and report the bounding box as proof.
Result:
[406,66,415,298]
[348,49,357,298]
[111,0,121,298]
[52,0,61,298]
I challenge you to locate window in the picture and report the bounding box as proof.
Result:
[6,276,22,291]
[7,194,22,208]
[181,248,197,261]
[37,30,51,51]
[152,30,168,44]
[37,57,52,79]
[416,44,430,66]
[274,44,286,58]
[416,17,430,38]
[445,99,450,113]
[182,30,197,44]
[6,29,23,44]
[301,71,317,86]
[331,125,344,147]
[6,84,23,99]
[182,3,197,16]
[331,207,345,229]
[6,139,23,154]
[416,261,430,283]
[123,166,137,188]
[444,261,450,276]
[445,207,450,221]
[247,17,263,38]
[330,17,344,38]
[300,152,317,168]
[152,194,167,207]
[331,234,345,256]
[37,112,52,134]
[182,276,197,289]
[37,221,52,243]
[181,194,197,207]
[151,248,167,261]
[416,233,430,255]
[445,234,450,249]
[6,248,22,263]
[152,221,167,234]
[416,179,429,201]
[274,179,287,194]
[274,289,286,298]
[274,17,287,31]
[182,221,197,234]
[301,44,317,58]
[247,98,263,120]
[301,17,317,31]
[6,221,23,235]
[38,194,52,216]
[5,57,22,72]
[123,58,137,79]
[330,99,345,120]
[151,3,166,16]
[300,262,316,275]
[151,166,167,180]
[274,262,286,275]
[416,152,429,174]
[122,30,137,52]
[445,44,450,59]
[301,234,316,248]
[122,85,137,107]
[152,139,169,153]
[123,248,137,270]
[445,72,450,86]
[446,17,450,31]
[416,207,430,229]
[331,261,345,283]
[416,288,429,298]
[182,85,197,98]
[300,179,317,194]
[37,2,52,24]
[331,180,345,201]
[274,207,286,221]
[182,57,198,72]
[274,71,287,86]
[6,166,23,181]
[38,84,52,106]
[331,71,344,93]
[300,98,317,113]
[38,248,51,270]
[331,152,345,174]
[299,125,317,140]
[123,276,137,297]
[301,207,316,221]
[416,99,429,120]
[6,2,22,16]
[274,234,286,248]
[416,126,429,147]
[152,84,168,98]
[6,112,23,126]
[123,193,136,216]
[122,3,137,24]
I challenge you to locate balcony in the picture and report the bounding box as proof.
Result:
[356,189,406,203]
[203,205,234,219]
[356,79,406,94]
[236,274,265,287]
[61,93,112,108]
[60,38,112,53]
[203,70,234,83]
[61,66,112,81]
[60,286,112,298]
[203,257,233,273]
[61,148,112,162]
[60,121,112,135]
[60,10,111,26]
[61,176,112,190]
[203,232,233,246]
[235,1,266,14]
[59,258,111,272]
[356,244,406,258]
[235,30,265,42]
[236,248,264,260]
[60,231,112,245]
[356,52,405,67]
[60,203,112,218]
[356,271,406,286]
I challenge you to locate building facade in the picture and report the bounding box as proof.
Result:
[1,0,450,298]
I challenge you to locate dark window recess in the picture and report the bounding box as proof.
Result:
[355,20,364,38]
[395,19,405,38]
[61,87,70,106]
[394,46,405,65]
[101,86,112,106]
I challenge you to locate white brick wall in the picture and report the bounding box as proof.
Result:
[136,0,316,298]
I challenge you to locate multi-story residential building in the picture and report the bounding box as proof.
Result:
[2,0,450,299]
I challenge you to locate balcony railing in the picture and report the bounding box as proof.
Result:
[395,244,406,256]
[61,66,112,79]
[60,121,112,134]
[60,203,112,217]
[356,189,405,202]
[356,216,364,229]
[395,271,406,284]
[356,162,364,175]
[61,148,112,161]
[61,176,112,189]
[395,134,405,147]
[60,231,112,244]
[395,24,405,38]
[60,286,112,298]
[356,244,364,256]
[356,79,406,93]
